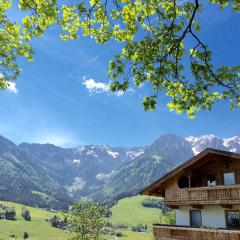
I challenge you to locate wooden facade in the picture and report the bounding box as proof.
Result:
[153,225,240,240]
[141,148,240,207]
[140,148,240,240]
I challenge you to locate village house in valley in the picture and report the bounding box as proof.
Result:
[141,148,240,239]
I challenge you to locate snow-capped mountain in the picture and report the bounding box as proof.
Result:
[1,133,240,208]
[91,134,194,201]
[185,135,240,155]
[93,134,240,201]
[0,139,144,208]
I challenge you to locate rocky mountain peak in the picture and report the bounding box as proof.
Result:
[1,133,240,207]
[185,134,240,154]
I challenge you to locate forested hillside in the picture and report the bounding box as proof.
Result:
[0,134,239,208]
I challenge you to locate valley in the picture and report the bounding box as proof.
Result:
[0,196,166,240]
[0,134,240,209]
[0,133,240,239]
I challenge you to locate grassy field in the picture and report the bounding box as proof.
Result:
[0,201,68,240]
[107,195,162,240]
[106,230,154,240]
[109,195,161,227]
[0,196,163,240]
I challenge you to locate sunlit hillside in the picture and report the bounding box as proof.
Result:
[0,201,67,240]
[0,196,166,240]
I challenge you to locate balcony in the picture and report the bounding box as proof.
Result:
[153,224,240,240]
[165,184,240,206]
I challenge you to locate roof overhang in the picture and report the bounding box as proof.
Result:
[140,148,240,196]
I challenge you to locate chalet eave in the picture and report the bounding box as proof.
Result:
[140,148,240,197]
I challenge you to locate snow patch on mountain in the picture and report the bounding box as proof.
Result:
[186,135,240,155]
[73,146,86,154]
[192,147,200,155]
[72,159,81,165]
[107,150,119,158]
[127,150,144,159]
[185,134,217,144]
[99,144,109,150]
[223,136,240,147]
[86,150,98,158]
[96,171,115,181]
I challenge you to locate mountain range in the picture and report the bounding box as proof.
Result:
[0,134,239,209]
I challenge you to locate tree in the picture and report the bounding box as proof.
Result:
[68,200,105,240]
[21,207,31,221]
[23,232,29,239]
[1,0,240,117]
[51,215,60,227]
[164,210,176,225]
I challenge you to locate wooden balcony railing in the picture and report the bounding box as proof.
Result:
[153,224,240,240]
[166,184,240,205]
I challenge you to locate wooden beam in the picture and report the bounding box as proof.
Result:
[192,205,203,209]
[222,204,233,209]
[167,205,179,209]
[148,191,159,196]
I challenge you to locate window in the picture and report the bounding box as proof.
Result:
[190,210,202,227]
[178,175,189,188]
[224,172,236,185]
[226,211,240,228]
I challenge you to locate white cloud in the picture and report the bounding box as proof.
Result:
[7,82,18,94]
[82,77,134,97]
[0,74,18,94]
[114,91,125,97]
[32,133,81,148]
[83,78,110,94]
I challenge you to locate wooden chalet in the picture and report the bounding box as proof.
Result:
[140,148,240,240]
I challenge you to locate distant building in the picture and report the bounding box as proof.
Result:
[0,212,5,219]
[141,148,240,240]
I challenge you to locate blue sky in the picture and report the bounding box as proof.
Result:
[1,2,240,147]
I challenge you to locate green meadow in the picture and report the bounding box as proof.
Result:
[107,195,162,240]
[0,201,67,240]
[109,195,161,227]
[0,196,163,240]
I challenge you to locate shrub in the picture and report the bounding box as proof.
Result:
[9,233,17,238]
[51,215,60,227]
[132,224,147,232]
[164,211,176,225]
[116,232,123,237]
[23,232,29,239]
[22,207,31,221]
[142,199,164,209]
[104,208,112,218]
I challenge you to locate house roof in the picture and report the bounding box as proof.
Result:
[140,148,240,196]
